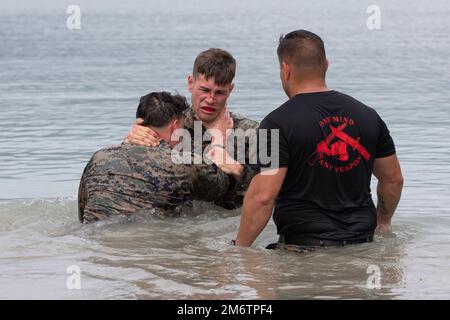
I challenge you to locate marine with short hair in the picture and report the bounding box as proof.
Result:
[78,92,235,223]
[125,48,259,209]
[235,30,404,248]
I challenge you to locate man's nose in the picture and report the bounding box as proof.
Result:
[205,93,215,104]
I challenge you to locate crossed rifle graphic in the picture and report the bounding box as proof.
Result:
[307,123,371,166]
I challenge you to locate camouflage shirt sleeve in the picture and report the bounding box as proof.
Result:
[191,163,231,202]
[214,113,260,209]
[78,157,92,223]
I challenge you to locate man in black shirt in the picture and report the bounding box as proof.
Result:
[235,30,404,248]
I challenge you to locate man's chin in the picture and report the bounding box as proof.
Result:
[197,112,217,124]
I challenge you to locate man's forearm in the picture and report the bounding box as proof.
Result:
[235,195,274,246]
[230,164,244,181]
[376,180,403,226]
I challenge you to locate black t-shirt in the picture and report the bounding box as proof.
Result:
[257,90,396,241]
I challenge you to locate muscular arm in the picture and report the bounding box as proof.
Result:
[372,154,404,231]
[235,168,287,246]
[124,118,160,146]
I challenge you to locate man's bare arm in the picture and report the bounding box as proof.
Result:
[124,118,160,146]
[235,168,288,246]
[372,154,404,231]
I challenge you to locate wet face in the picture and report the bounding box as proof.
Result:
[188,74,234,124]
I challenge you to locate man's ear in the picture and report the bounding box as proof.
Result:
[187,75,194,93]
[169,119,175,132]
[324,58,329,73]
[228,83,234,95]
[281,61,291,81]
[170,118,180,133]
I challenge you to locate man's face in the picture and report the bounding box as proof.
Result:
[188,74,234,124]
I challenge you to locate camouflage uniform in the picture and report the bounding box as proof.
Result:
[78,142,231,223]
[183,108,260,209]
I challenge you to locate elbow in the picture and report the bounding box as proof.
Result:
[377,172,404,192]
[394,172,404,188]
[383,172,404,190]
[251,192,274,207]
[381,170,404,186]
[398,174,404,187]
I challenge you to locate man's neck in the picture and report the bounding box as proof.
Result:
[289,80,330,97]
[148,125,170,145]
[203,105,229,130]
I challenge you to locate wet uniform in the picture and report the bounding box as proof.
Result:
[183,108,259,209]
[78,141,231,223]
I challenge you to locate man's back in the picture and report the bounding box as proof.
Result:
[78,142,230,222]
[260,90,396,240]
[235,30,403,247]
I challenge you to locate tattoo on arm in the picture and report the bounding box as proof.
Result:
[377,195,389,216]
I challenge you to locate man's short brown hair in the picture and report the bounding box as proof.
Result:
[136,92,189,128]
[193,48,236,86]
[277,30,327,77]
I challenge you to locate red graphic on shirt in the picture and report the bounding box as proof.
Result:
[308,117,371,173]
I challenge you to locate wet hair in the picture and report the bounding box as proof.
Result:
[192,48,236,86]
[277,30,327,77]
[136,92,189,128]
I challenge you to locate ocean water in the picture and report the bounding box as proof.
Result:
[0,0,449,299]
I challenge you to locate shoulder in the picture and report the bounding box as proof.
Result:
[89,145,124,162]
[336,92,390,131]
[183,107,196,130]
[137,142,174,165]
[230,112,259,130]
[336,91,379,115]
[258,100,291,129]
[92,143,174,165]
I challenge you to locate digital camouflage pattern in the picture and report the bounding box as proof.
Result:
[183,108,259,209]
[78,141,230,223]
